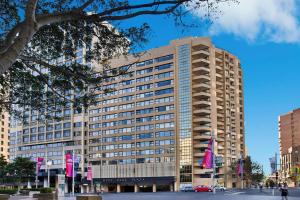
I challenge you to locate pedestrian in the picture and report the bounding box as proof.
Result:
[280,184,288,200]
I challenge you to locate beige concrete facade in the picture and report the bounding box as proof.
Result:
[9,37,245,191]
[0,112,9,160]
[279,108,300,186]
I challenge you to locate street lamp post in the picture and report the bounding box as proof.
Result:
[294,150,299,187]
[47,160,52,188]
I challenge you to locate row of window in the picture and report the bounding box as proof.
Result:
[19,142,64,151]
[99,71,174,94]
[89,104,174,116]
[22,130,71,142]
[22,122,77,134]
[89,130,174,139]
[90,113,174,125]
[89,156,175,164]
[91,96,174,111]
[100,144,174,158]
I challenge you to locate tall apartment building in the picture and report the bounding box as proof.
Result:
[279,108,300,186]
[0,112,9,160]
[9,37,245,192]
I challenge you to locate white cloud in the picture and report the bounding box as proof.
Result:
[191,0,300,43]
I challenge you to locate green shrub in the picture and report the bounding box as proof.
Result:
[22,188,40,191]
[0,189,18,194]
[39,188,53,193]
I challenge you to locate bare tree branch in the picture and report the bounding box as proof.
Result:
[77,0,96,11]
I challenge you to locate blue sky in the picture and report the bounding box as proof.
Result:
[120,0,300,174]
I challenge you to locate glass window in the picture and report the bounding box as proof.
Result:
[155,88,174,95]
[155,63,173,71]
[63,122,71,128]
[154,54,174,63]
[55,124,62,130]
[38,126,45,132]
[63,130,71,137]
[156,80,173,87]
[55,131,62,138]
[73,122,82,127]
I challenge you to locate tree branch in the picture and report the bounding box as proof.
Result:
[0,0,39,75]
[99,3,183,21]
[20,57,76,104]
[77,0,96,11]
[97,0,189,16]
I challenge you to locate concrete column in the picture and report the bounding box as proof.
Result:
[102,185,108,193]
[43,177,47,188]
[117,184,121,193]
[174,182,179,192]
[134,184,139,193]
[152,184,157,193]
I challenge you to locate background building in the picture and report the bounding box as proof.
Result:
[0,112,9,160]
[279,108,300,187]
[9,37,245,192]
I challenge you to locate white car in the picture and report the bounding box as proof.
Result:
[214,185,226,191]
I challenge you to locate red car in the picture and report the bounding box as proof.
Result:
[194,185,213,192]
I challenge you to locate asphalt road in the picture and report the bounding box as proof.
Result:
[8,189,300,200]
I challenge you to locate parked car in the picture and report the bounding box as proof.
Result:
[214,185,226,191]
[194,185,213,192]
[181,185,194,192]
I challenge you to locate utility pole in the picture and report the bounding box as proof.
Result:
[211,131,216,194]
[275,153,278,187]
[241,154,244,189]
[72,149,75,196]
[35,160,38,189]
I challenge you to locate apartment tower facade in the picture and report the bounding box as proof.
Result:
[279,108,300,187]
[0,112,9,160]
[9,37,245,192]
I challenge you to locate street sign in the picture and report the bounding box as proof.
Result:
[215,156,223,166]
[57,174,65,185]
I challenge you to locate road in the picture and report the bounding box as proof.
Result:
[8,189,300,200]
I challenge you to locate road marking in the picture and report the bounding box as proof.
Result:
[225,192,246,195]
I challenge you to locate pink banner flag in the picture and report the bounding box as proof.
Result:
[66,153,73,177]
[37,157,44,172]
[237,158,244,176]
[202,138,213,169]
[87,165,92,181]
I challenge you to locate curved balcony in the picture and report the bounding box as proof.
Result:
[194,134,211,140]
[193,117,211,123]
[192,50,210,56]
[193,83,210,89]
[192,58,210,65]
[192,66,210,74]
[193,108,211,115]
[192,74,211,82]
[193,100,211,106]
[193,143,209,148]
[193,126,211,132]
[193,168,213,174]
[193,91,210,98]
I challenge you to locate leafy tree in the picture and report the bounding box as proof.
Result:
[265,179,275,188]
[231,156,264,186]
[0,0,236,119]
[5,157,35,188]
[0,155,7,177]
[251,161,264,184]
